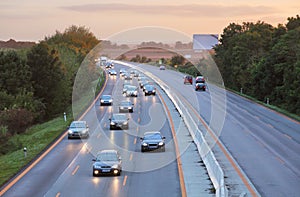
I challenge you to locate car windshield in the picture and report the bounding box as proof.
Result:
[145,85,154,90]
[102,95,111,99]
[70,122,86,128]
[112,114,126,121]
[121,101,131,106]
[97,153,118,161]
[144,133,162,140]
[127,86,137,91]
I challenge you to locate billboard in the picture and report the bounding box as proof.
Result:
[193,34,219,50]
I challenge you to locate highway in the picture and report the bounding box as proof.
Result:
[1,64,185,197]
[128,62,300,197]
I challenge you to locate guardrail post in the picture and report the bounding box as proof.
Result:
[64,112,67,122]
[23,147,27,158]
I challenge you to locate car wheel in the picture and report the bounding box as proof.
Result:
[153,93,156,96]
[161,147,166,152]
[141,147,145,152]
[110,126,113,130]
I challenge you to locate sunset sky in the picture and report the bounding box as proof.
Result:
[0,0,299,42]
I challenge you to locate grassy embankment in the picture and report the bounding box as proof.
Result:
[0,71,105,187]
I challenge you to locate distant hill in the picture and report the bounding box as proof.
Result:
[0,39,36,49]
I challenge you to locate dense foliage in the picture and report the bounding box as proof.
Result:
[0,25,99,154]
[214,15,300,115]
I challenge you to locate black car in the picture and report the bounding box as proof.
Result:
[144,85,156,96]
[100,95,113,106]
[140,131,165,152]
[195,82,206,91]
[119,100,134,113]
[67,121,89,139]
[92,150,122,176]
[109,113,129,130]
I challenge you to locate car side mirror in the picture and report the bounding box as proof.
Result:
[67,126,70,129]
[119,156,122,160]
[162,136,166,139]
[140,137,143,141]
[109,118,111,121]
[92,159,96,161]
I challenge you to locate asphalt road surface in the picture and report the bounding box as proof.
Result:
[2,64,182,197]
[132,62,300,197]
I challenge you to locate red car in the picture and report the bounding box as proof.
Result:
[184,75,193,84]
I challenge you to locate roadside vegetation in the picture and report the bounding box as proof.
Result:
[0,25,101,186]
[156,15,300,117]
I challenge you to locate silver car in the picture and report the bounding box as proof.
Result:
[92,150,122,176]
[67,121,89,139]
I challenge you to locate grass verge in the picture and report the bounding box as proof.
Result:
[0,70,106,188]
[0,115,71,186]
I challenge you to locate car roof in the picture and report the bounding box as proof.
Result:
[98,149,118,154]
[144,131,161,136]
[71,120,86,124]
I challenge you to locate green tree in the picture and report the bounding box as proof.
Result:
[27,42,64,118]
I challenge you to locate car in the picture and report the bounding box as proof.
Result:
[125,85,138,97]
[109,113,129,130]
[144,84,156,96]
[92,150,122,176]
[140,131,166,152]
[195,76,205,83]
[142,81,154,91]
[159,65,166,70]
[137,74,146,81]
[184,75,193,84]
[100,95,113,106]
[195,82,206,91]
[119,68,127,76]
[139,79,149,89]
[124,72,132,80]
[108,69,117,76]
[105,62,114,69]
[67,121,89,139]
[119,100,134,113]
[131,70,139,77]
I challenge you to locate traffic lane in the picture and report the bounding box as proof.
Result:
[45,69,181,196]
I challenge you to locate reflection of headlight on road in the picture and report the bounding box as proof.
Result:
[159,142,164,146]
[110,122,116,125]
[142,143,148,146]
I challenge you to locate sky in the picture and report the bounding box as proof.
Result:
[0,0,299,42]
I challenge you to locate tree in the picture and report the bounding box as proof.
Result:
[27,42,64,118]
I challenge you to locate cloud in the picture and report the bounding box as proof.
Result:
[60,3,278,17]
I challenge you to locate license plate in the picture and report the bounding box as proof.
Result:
[102,169,110,172]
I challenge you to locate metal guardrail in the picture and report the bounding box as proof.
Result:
[116,61,228,197]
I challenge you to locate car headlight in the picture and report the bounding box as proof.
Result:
[128,107,132,109]
[145,90,148,93]
[100,100,104,103]
[153,89,156,92]
[159,142,164,146]
[123,121,128,125]
[120,107,124,109]
[68,130,73,134]
[142,142,148,146]
[134,91,138,95]
[82,129,87,134]
[109,99,113,102]
[94,165,102,169]
[110,122,116,125]
[112,164,118,169]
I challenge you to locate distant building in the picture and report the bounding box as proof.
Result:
[193,34,219,50]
